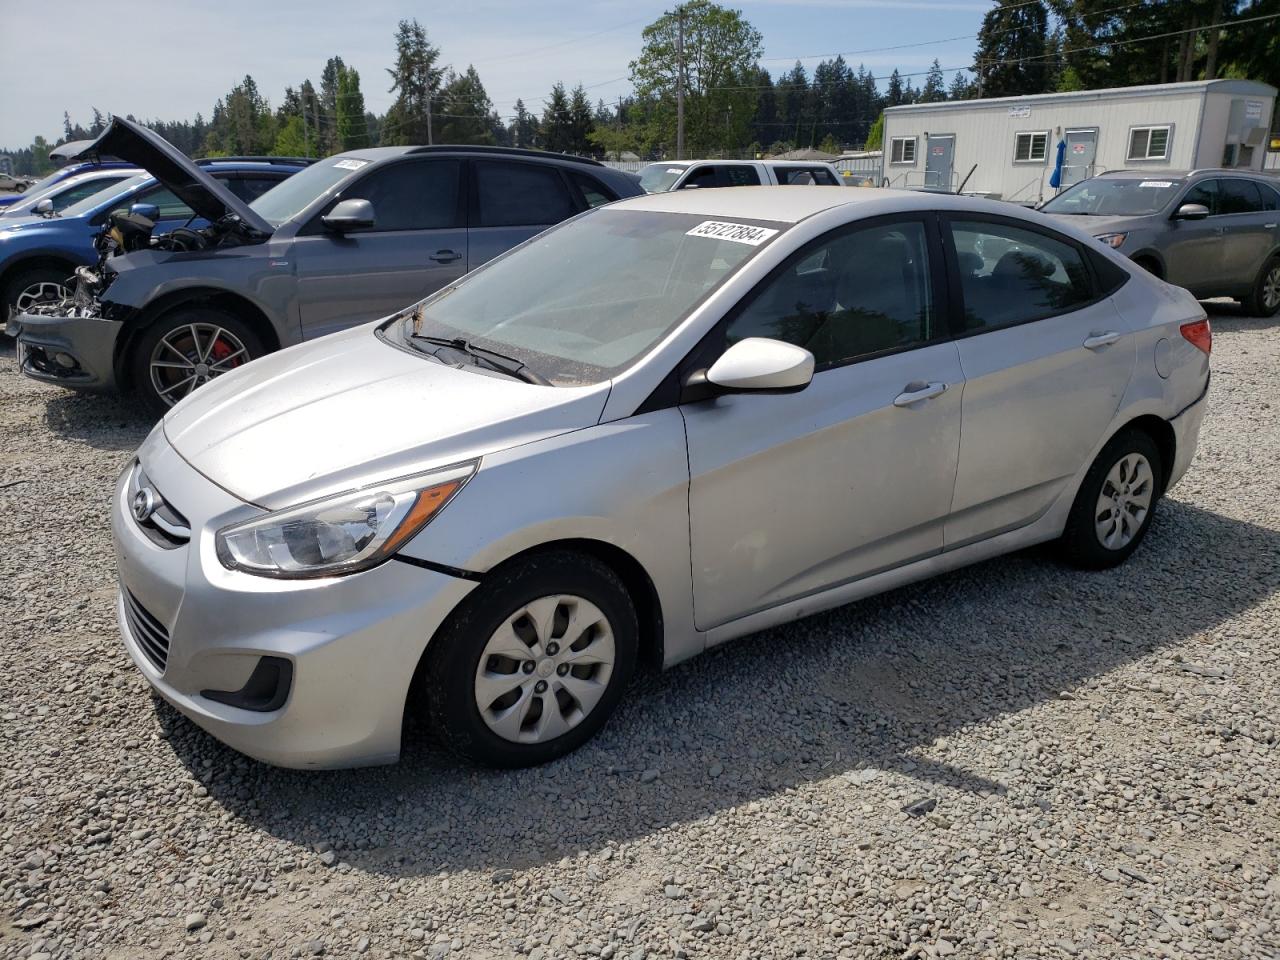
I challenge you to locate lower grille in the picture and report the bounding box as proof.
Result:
[123,589,171,672]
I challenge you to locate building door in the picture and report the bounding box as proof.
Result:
[1062,129,1097,187]
[925,135,954,190]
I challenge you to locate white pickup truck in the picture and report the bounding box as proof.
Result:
[639,159,846,193]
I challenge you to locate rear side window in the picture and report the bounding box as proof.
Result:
[475,160,577,227]
[950,219,1094,332]
[1218,178,1264,214]
[724,219,936,367]
[1262,183,1280,211]
[722,166,760,187]
[132,186,194,220]
[342,159,462,231]
[681,166,720,189]
[568,171,617,208]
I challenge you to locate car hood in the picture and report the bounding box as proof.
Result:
[1041,212,1150,236]
[162,323,611,509]
[74,118,274,236]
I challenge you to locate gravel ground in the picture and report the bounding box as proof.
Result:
[2,303,1278,960]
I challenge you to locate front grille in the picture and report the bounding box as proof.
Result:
[128,462,191,549]
[123,590,170,672]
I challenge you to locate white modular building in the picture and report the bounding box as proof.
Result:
[880,79,1277,205]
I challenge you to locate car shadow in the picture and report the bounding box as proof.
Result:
[160,499,1280,876]
[40,390,153,452]
[1201,298,1275,331]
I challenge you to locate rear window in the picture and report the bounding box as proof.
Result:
[474,159,577,227]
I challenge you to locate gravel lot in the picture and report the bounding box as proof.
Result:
[2,304,1278,960]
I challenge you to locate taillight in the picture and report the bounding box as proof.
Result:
[1180,318,1211,355]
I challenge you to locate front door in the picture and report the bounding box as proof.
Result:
[293,158,467,340]
[1164,179,1224,295]
[1061,129,1097,188]
[925,135,954,190]
[943,216,1136,545]
[682,216,963,629]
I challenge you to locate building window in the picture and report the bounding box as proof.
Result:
[890,137,917,164]
[1127,125,1172,161]
[1013,131,1049,163]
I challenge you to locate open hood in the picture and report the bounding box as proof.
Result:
[74,117,274,235]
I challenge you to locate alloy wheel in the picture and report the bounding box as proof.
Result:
[1263,264,1280,312]
[473,594,616,744]
[149,323,250,407]
[14,280,69,314]
[1094,452,1154,550]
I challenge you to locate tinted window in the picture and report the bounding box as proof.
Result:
[1261,183,1280,212]
[774,167,817,185]
[568,171,617,208]
[52,176,130,211]
[343,159,461,231]
[225,176,285,204]
[722,166,760,187]
[1182,179,1219,215]
[724,220,935,367]
[951,220,1093,331]
[475,160,576,227]
[1218,178,1264,215]
[133,186,194,220]
[681,166,721,189]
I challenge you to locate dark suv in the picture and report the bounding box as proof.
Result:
[12,118,642,411]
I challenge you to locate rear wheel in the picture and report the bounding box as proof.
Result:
[3,264,73,322]
[421,551,638,768]
[129,306,262,415]
[1242,254,1280,318]
[1059,428,1163,569]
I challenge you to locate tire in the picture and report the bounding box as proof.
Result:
[128,306,263,415]
[1241,254,1280,318]
[3,264,74,322]
[1059,428,1163,570]
[1132,256,1162,279]
[422,550,638,768]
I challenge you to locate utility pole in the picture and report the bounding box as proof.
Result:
[675,4,686,160]
[425,87,434,146]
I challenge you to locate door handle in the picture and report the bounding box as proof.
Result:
[1083,331,1121,350]
[429,249,462,263]
[893,381,947,407]
[1266,223,1277,229]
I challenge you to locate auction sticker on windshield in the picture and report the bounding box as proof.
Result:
[1139,181,1174,189]
[686,221,779,246]
[334,159,370,171]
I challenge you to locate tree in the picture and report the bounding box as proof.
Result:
[385,19,445,145]
[865,112,884,151]
[273,116,311,157]
[203,75,275,156]
[511,98,539,148]
[921,60,947,102]
[630,0,764,157]
[886,69,906,107]
[540,83,573,153]
[973,0,1051,97]
[336,66,371,150]
[436,66,500,145]
[568,84,596,155]
[947,70,976,100]
[320,56,347,153]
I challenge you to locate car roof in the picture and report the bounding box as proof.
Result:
[198,160,308,173]
[611,185,1012,224]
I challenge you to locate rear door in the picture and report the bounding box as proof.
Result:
[1216,178,1274,288]
[943,214,1135,546]
[1164,178,1223,294]
[467,158,580,269]
[292,157,467,339]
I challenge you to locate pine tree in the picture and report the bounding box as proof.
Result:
[336,66,370,150]
[541,83,573,153]
[921,60,947,103]
[973,0,1050,97]
[385,19,445,145]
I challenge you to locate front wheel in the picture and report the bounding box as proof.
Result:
[1242,255,1280,318]
[129,306,262,415]
[1059,429,1163,569]
[422,551,638,768]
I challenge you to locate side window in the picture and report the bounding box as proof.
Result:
[724,220,935,367]
[809,167,840,186]
[680,165,720,189]
[135,186,194,220]
[1262,184,1280,212]
[721,166,760,187]
[1182,179,1219,215]
[1218,179,1264,215]
[568,171,617,208]
[54,176,128,211]
[474,160,576,227]
[774,168,816,185]
[342,159,461,231]
[950,219,1094,332]
[225,176,284,204]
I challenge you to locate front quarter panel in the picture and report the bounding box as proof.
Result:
[397,409,700,666]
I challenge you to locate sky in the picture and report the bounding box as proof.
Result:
[0,0,992,147]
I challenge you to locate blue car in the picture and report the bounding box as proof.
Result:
[1,158,309,318]
[0,159,140,210]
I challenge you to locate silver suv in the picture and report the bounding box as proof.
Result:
[1041,169,1280,316]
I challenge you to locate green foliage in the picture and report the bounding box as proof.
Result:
[384,19,445,145]
[202,75,277,156]
[435,66,501,145]
[273,116,312,158]
[974,0,1051,97]
[817,133,841,155]
[336,66,370,150]
[865,112,884,151]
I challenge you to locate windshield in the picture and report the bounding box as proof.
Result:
[1041,177,1184,216]
[397,209,784,385]
[250,155,368,226]
[57,173,152,218]
[639,164,688,193]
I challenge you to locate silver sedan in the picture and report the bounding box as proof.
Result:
[112,186,1210,769]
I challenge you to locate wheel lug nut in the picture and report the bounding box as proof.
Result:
[522,661,535,674]
[534,680,548,694]
[557,664,569,676]
[545,642,559,655]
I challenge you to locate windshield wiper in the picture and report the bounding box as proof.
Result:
[408,334,551,386]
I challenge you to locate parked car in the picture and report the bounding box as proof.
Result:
[11,119,644,412]
[112,185,1209,770]
[0,166,142,219]
[639,159,844,193]
[0,158,139,210]
[1040,169,1280,317]
[0,155,310,321]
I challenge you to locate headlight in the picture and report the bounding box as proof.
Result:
[215,463,474,579]
[1095,232,1127,249]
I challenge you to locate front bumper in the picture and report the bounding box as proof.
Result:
[112,427,479,768]
[9,310,122,391]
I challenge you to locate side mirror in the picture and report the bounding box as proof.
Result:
[33,197,53,216]
[129,202,160,222]
[701,337,814,394]
[1173,203,1210,221]
[322,198,376,233]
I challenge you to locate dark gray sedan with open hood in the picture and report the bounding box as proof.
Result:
[10,118,641,412]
